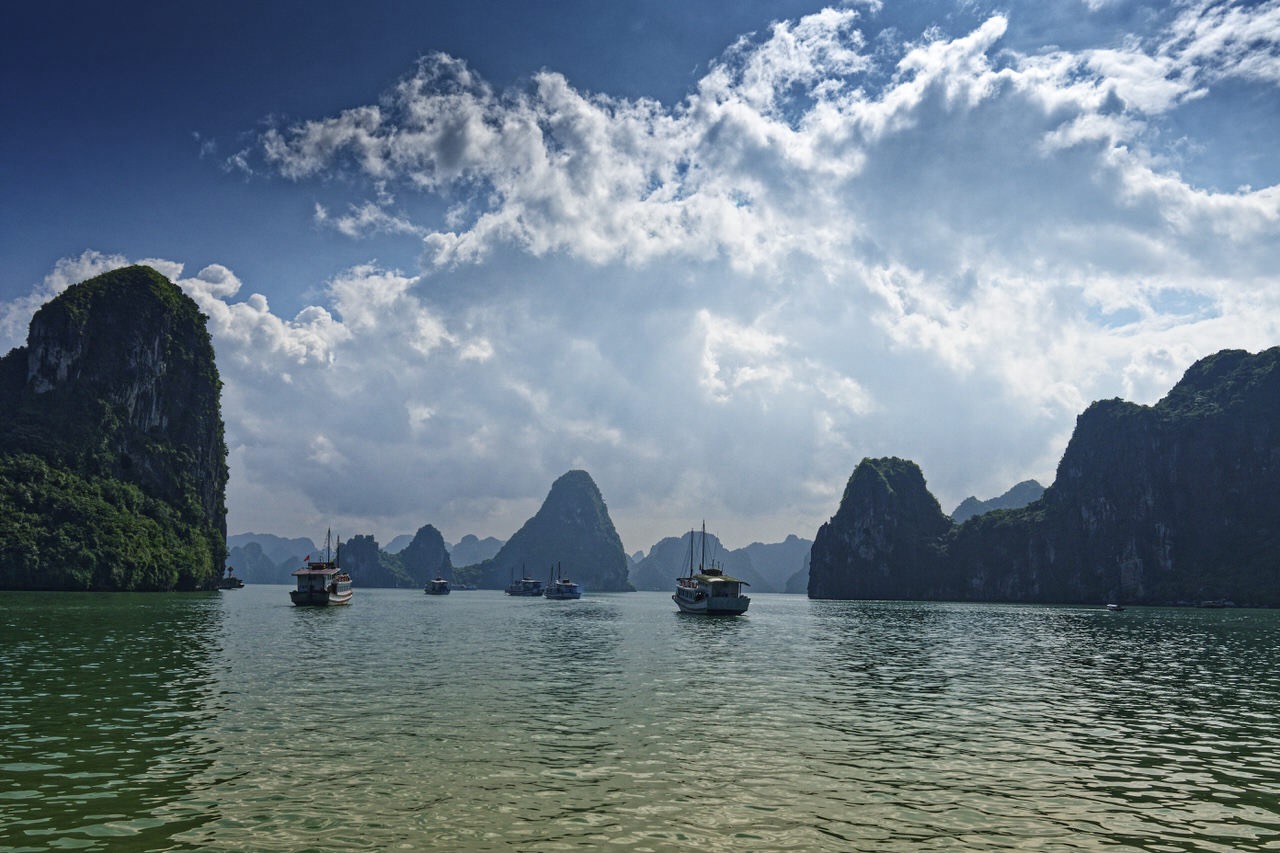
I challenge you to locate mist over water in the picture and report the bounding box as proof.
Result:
[2,588,1278,851]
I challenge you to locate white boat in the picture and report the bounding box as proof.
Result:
[424,577,451,595]
[290,531,352,607]
[544,564,582,600]
[672,523,749,616]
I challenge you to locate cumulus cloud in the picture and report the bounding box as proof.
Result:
[8,2,1279,549]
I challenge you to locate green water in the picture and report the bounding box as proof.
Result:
[2,587,1278,851]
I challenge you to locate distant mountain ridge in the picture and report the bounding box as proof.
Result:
[230,525,814,593]
[810,347,1280,606]
[950,480,1044,523]
[228,531,506,583]
[448,534,504,566]
[228,532,317,565]
[629,531,811,593]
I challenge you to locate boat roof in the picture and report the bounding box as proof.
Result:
[293,563,341,577]
[694,573,749,585]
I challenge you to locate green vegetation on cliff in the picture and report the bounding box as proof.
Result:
[0,266,228,590]
[0,454,217,590]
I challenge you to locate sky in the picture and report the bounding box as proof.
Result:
[3,0,1279,555]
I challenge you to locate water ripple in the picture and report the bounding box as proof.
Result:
[4,591,1280,850]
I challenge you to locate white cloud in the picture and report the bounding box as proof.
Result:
[7,2,1280,549]
[1164,0,1280,85]
[315,201,427,238]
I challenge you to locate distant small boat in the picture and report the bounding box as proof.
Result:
[672,523,749,616]
[544,563,582,600]
[290,531,352,606]
[1106,603,1124,612]
[218,567,244,589]
[424,577,451,595]
[505,569,544,597]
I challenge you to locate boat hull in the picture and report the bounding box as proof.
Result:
[544,590,582,600]
[290,589,353,606]
[672,593,749,616]
[505,578,544,596]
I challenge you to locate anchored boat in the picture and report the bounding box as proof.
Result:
[672,523,750,616]
[505,568,544,597]
[424,577,451,595]
[544,563,582,600]
[290,531,352,606]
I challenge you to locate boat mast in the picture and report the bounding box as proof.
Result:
[686,528,695,577]
[700,520,706,573]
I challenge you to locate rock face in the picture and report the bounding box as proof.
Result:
[477,470,631,591]
[0,266,229,590]
[810,348,1280,606]
[338,535,398,587]
[809,458,953,600]
[399,524,453,584]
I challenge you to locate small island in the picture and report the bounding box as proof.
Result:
[0,266,228,591]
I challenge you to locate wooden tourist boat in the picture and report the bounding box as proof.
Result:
[672,523,749,616]
[290,532,352,606]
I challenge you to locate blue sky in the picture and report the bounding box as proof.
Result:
[3,1,1279,554]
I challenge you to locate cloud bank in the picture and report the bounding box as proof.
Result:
[8,2,1280,550]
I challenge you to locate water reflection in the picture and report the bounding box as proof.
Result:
[0,592,225,851]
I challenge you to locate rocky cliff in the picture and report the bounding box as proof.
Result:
[810,348,1280,606]
[808,458,953,600]
[472,469,631,591]
[399,524,453,584]
[0,266,229,590]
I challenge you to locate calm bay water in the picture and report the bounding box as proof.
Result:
[2,587,1279,851]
